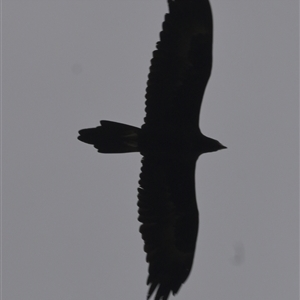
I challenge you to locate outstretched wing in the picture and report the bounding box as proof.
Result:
[143,0,213,131]
[138,156,199,300]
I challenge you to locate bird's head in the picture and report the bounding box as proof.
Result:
[199,135,227,154]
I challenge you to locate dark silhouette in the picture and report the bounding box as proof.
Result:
[78,0,226,299]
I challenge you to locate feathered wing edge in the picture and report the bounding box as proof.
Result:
[137,156,199,300]
[143,0,213,130]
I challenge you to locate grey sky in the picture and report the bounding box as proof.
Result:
[3,1,299,300]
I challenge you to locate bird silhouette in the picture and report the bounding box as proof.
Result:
[78,1,226,299]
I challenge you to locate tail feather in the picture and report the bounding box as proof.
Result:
[78,120,140,153]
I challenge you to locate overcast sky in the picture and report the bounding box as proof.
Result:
[3,1,299,300]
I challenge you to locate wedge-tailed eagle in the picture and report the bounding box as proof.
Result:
[78,0,226,299]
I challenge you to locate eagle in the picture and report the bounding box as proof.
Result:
[78,0,226,299]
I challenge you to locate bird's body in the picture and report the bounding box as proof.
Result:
[78,1,226,299]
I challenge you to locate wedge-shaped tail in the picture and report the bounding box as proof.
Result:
[78,120,140,153]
